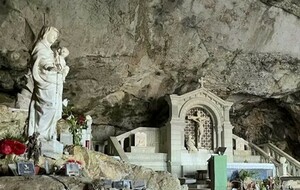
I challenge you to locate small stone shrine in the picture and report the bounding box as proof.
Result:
[162,77,234,177]
[105,78,236,177]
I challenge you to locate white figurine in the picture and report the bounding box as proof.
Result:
[55,47,70,82]
[28,26,69,141]
[188,110,210,148]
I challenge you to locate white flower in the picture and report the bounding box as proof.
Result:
[85,115,93,127]
[66,114,74,120]
[85,115,92,121]
[62,99,69,107]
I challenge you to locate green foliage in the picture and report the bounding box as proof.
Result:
[67,114,84,146]
[62,101,87,146]
[274,176,280,186]
[238,169,258,181]
[62,102,74,117]
[3,133,26,143]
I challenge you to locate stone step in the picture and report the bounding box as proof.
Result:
[126,152,167,161]
[179,177,197,185]
[129,162,167,171]
[188,184,210,190]
[188,184,209,189]
[128,160,167,165]
[129,157,166,162]
[129,161,166,166]
[233,155,261,163]
[126,153,167,171]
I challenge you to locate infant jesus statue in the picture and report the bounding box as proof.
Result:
[55,47,70,82]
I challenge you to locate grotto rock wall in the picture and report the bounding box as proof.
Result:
[0,0,300,157]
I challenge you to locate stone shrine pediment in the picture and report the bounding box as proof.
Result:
[168,87,233,120]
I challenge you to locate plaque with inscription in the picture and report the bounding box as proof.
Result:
[17,161,35,175]
[65,163,80,176]
[112,180,132,189]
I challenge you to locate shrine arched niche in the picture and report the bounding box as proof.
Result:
[184,107,214,150]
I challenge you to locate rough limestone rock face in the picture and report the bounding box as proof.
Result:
[70,146,181,190]
[0,147,181,190]
[39,146,180,190]
[0,105,27,139]
[260,0,300,17]
[0,175,180,190]
[0,176,87,190]
[0,0,300,156]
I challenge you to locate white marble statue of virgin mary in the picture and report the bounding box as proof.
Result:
[28,26,65,141]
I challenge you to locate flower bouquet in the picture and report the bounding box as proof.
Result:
[0,139,26,158]
[62,99,90,146]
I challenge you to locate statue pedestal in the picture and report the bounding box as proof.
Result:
[130,146,155,153]
[41,140,64,160]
